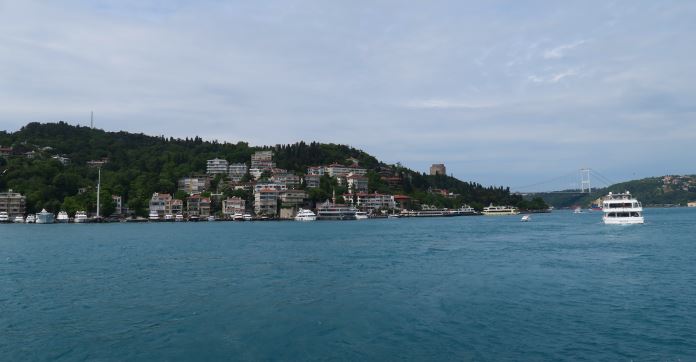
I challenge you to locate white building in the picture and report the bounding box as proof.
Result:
[207,158,229,175]
[228,163,248,182]
[254,188,279,216]
[353,193,396,211]
[222,197,246,216]
[251,151,275,171]
[149,193,173,217]
[178,176,209,194]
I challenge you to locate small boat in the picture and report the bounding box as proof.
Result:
[355,211,368,220]
[294,208,317,221]
[13,215,25,223]
[243,213,253,221]
[175,213,184,222]
[232,212,244,221]
[74,211,89,223]
[25,214,36,223]
[387,214,400,219]
[207,215,216,222]
[56,211,70,223]
[164,214,174,222]
[602,191,644,225]
[148,210,160,222]
[0,211,9,223]
[573,207,582,214]
[521,215,531,222]
[36,209,55,224]
[482,204,520,216]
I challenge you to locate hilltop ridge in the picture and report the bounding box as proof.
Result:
[0,122,541,216]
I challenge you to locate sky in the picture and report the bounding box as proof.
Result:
[1,1,695,190]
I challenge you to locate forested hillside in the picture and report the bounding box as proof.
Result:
[0,122,538,215]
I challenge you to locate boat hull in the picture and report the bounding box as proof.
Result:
[603,216,644,225]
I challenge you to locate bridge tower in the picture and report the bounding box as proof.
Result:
[580,168,591,193]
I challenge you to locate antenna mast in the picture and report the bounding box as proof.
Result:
[90,111,94,129]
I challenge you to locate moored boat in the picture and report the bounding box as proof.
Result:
[175,213,184,222]
[0,211,9,223]
[243,213,253,221]
[355,211,368,220]
[294,208,317,221]
[36,209,55,224]
[164,214,174,222]
[25,214,36,223]
[482,204,519,216]
[148,210,160,222]
[74,211,89,223]
[56,211,70,223]
[316,201,358,220]
[13,215,24,223]
[602,191,644,224]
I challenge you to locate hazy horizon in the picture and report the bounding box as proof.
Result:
[2,1,695,190]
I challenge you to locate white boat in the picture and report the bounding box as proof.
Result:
[13,215,25,223]
[316,201,358,220]
[573,207,583,214]
[232,212,244,221]
[25,214,36,223]
[74,211,89,223]
[56,211,70,223]
[387,214,400,219]
[148,210,160,222]
[482,204,520,216]
[207,215,216,222]
[355,211,368,220]
[294,208,317,221]
[602,191,644,225]
[36,209,55,224]
[0,211,9,223]
[164,214,174,221]
[243,213,253,221]
[521,215,531,222]
[175,213,184,222]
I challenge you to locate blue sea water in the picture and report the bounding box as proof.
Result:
[2,208,696,361]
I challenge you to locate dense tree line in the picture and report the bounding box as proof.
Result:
[0,122,543,215]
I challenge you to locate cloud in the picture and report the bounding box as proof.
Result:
[543,40,587,59]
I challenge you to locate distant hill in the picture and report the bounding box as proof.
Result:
[533,175,696,208]
[0,122,538,215]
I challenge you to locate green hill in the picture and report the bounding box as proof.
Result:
[0,122,539,215]
[533,175,696,208]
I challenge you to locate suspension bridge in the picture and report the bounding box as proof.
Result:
[512,168,617,195]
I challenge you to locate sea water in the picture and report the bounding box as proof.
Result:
[2,208,695,360]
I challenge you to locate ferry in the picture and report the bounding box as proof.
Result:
[36,209,55,224]
[602,191,644,224]
[74,211,89,223]
[25,214,36,223]
[0,211,9,223]
[56,211,70,223]
[294,208,317,221]
[482,204,520,216]
[316,201,358,220]
[148,211,160,222]
[13,215,25,223]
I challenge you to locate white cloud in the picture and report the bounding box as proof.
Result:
[543,40,587,59]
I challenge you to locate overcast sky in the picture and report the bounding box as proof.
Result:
[1,1,695,190]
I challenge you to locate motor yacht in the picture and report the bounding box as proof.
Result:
[294,208,317,221]
[602,191,644,224]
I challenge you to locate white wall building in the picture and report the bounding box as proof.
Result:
[207,158,229,175]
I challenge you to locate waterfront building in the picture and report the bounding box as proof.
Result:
[112,195,123,215]
[149,193,173,217]
[171,199,183,215]
[304,175,321,189]
[0,189,26,218]
[206,158,229,175]
[178,176,209,194]
[346,174,369,194]
[353,193,396,212]
[254,188,279,216]
[251,151,275,171]
[280,189,307,207]
[186,194,211,218]
[228,163,248,183]
[222,197,246,217]
[430,163,446,176]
